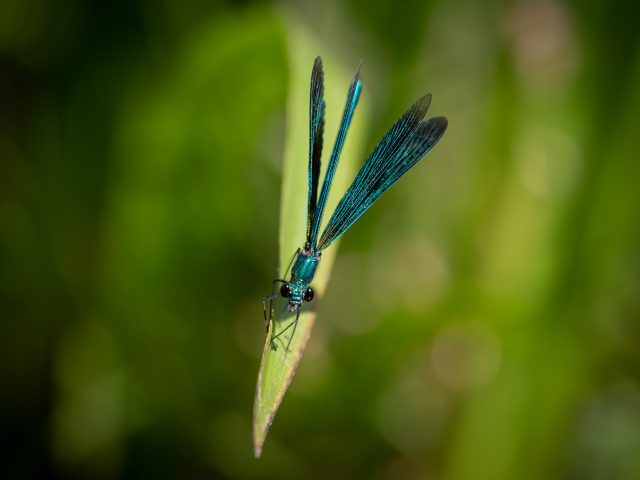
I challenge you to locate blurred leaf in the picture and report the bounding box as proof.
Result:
[345,0,434,62]
[98,5,290,444]
[253,15,369,457]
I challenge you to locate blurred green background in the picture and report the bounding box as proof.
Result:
[2,0,640,478]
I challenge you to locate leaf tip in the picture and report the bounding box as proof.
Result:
[253,443,263,458]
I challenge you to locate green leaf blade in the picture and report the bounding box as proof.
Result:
[253,16,369,457]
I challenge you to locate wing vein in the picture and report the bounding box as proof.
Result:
[308,63,362,249]
[305,57,325,245]
[317,104,447,251]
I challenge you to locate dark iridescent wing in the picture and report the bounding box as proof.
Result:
[317,97,447,251]
[308,63,362,249]
[305,57,325,246]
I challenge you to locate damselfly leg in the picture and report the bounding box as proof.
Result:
[262,248,301,332]
[269,306,301,352]
[262,278,287,332]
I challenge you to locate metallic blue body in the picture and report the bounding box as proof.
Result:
[287,249,320,308]
[275,56,447,315]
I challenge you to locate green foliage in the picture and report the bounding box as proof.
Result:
[1,0,640,478]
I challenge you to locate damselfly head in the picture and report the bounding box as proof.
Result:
[280,282,314,311]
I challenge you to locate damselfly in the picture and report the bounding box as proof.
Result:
[264,57,447,349]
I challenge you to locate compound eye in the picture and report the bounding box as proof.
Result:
[303,287,314,302]
[280,283,292,298]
